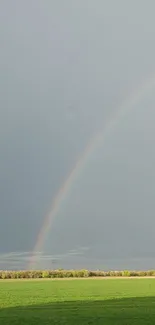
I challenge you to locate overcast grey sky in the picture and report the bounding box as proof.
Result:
[0,0,155,270]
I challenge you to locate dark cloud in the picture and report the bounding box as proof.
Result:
[0,0,155,269]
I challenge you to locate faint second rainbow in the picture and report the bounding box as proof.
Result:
[29,72,155,269]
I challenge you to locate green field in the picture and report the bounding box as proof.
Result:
[0,278,155,324]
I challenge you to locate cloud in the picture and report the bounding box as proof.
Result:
[0,246,90,269]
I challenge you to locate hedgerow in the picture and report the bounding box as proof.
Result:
[0,269,155,279]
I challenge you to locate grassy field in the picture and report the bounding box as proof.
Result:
[0,278,155,324]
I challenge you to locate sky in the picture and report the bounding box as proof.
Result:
[0,0,155,270]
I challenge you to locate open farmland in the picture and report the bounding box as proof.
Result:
[0,278,155,324]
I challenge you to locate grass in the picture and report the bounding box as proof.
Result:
[0,278,155,324]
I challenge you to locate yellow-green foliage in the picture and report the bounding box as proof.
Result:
[0,269,154,279]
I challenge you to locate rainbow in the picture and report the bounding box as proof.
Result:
[29,72,155,269]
